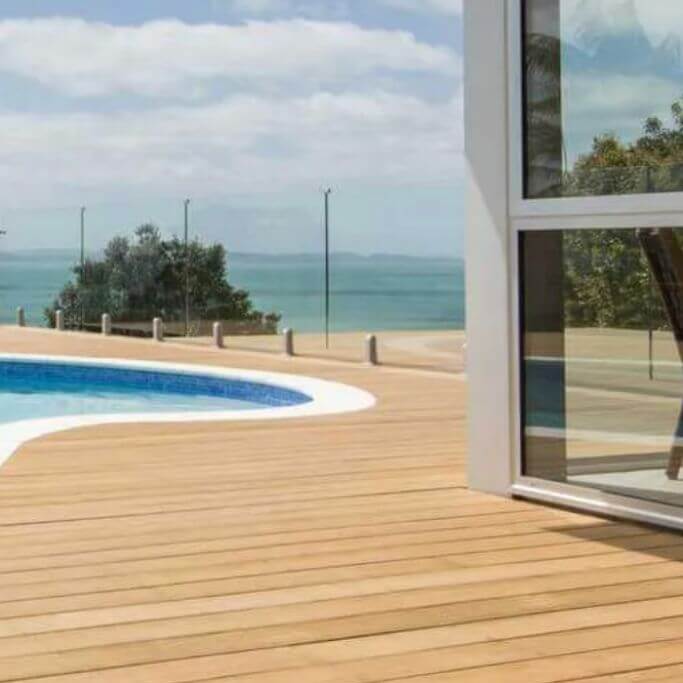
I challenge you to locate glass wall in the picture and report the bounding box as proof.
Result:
[0,1,464,373]
[0,194,465,373]
[186,195,323,354]
[0,207,83,328]
[323,188,465,371]
[521,228,683,507]
[524,0,683,198]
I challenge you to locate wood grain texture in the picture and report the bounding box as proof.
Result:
[0,326,680,682]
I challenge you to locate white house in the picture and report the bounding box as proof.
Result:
[465,0,683,529]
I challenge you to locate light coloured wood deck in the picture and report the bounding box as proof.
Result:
[0,327,682,681]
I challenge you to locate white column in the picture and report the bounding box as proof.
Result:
[102,314,112,336]
[55,310,65,331]
[464,0,514,495]
[153,317,164,342]
[16,307,25,327]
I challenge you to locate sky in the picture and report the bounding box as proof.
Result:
[0,0,463,256]
[560,0,683,166]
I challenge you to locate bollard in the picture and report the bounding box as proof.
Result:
[461,342,467,372]
[16,307,25,327]
[102,313,112,336]
[283,328,294,356]
[153,317,164,342]
[213,321,224,349]
[55,309,65,331]
[365,334,378,366]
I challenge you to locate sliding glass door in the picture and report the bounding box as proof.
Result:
[516,0,683,517]
[520,228,683,507]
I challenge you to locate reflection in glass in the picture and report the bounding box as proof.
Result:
[521,228,683,507]
[524,0,683,198]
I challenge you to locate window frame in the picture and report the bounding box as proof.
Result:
[506,0,683,530]
[508,0,683,221]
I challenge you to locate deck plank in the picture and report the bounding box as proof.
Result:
[0,327,680,681]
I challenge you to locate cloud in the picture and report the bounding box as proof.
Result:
[563,0,683,56]
[378,0,462,16]
[219,0,462,17]
[0,91,463,206]
[561,71,683,162]
[220,0,343,16]
[0,17,459,98]
[228,0,291,12]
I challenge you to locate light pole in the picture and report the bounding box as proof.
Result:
[80,207,86,275]
[80,207,86,329]
[323,188,332,349]
[184,198,191,337]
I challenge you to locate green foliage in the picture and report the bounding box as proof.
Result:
[568,100,683,196]
[561,103,683,330]
[563,229,667,330]
[45,225,280,335]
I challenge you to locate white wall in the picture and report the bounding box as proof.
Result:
[464,0,514,495]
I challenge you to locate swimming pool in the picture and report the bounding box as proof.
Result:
[0,354,376,464]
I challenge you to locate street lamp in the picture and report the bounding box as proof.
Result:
[80,207,86,274]
[184,199,191,337]
[80,207,86,329]
[323,188,332,350]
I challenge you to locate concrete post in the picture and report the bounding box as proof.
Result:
[365,334,378,366]
[283,328,294,356]
[213,321,224,349]
[16,307,25,327]
[102,313,112,336]
[153,317,163,342]
[55,310,65,331]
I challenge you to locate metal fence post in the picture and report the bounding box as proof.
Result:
[365,334,378,366]
[283,328,294,356]
[213,321,224,349]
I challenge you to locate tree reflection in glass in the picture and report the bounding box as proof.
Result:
[524,0,683,198]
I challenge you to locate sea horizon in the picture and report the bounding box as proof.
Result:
[0,249,466,333]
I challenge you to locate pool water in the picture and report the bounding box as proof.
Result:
[0,382,261,424]
[0,360,312,425]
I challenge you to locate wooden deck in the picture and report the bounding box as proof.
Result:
[0,327,682,681]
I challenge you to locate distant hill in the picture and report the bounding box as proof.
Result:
[0,248,86,262]
[230,252,464,264]
[0,249,463,265]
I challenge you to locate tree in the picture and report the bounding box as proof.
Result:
[563,229,666,330]
[568,100,683,197]
[560,101,683,331]
[45,225,280,335]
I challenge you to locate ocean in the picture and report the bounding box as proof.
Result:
[0,251,466,333]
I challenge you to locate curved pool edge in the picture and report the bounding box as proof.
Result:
[0,353,377,466]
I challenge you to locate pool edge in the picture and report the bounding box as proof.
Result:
[0,353,377,466]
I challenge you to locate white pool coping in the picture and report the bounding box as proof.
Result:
[0,353,376,466]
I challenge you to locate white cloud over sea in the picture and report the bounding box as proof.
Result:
[0,18,459,98]
[0,5,463,254]
[0,91,462,205]
[221,0,462,17]
[379,0,462,16]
